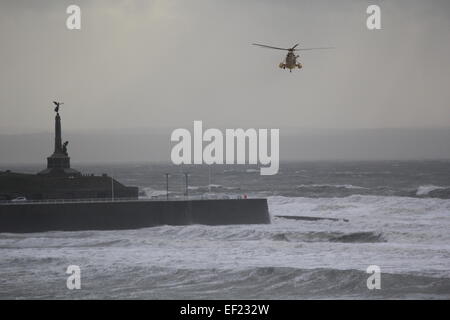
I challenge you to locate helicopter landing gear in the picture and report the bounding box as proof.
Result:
[296,63,302,69]
[279,62,286,69]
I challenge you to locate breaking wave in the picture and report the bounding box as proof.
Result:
[2,265,448,299]
[297,184,368,190]
[140,187,167,198]
[416,185,450,197]
[329,231,386,243]
[270,231,385,243]
[187,184,241,192]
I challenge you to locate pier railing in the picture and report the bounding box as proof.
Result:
[0,194,250,205]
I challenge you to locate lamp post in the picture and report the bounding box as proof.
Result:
[208,165,211,193]
[184,172,189,199]
[165,173,169,200]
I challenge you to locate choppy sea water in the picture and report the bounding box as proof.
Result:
[1,161,450,299]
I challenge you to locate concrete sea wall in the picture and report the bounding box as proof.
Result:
[0,199,270,233]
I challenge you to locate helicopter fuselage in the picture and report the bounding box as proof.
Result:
[253,42,332,72]
[279,51,302,72]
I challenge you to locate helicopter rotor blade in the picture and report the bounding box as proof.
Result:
[252,43,290,51]
[291,43,300,50]
[294,47,335,51]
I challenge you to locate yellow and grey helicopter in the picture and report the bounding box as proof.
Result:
[252,43,333,72]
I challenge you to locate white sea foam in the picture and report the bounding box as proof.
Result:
[3,161,450,299]
[416,185,449,196]
[188,184,239,191]
[141,187,168,198]
[268,195,450,243]
[1,194,450,299]
[296,184,367,189]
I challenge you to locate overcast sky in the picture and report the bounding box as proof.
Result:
[0,0,449,163]
[1,0,449,134]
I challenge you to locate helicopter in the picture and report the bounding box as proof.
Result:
[252,43,334,72]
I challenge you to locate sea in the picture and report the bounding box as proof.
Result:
[0,160,449,299]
